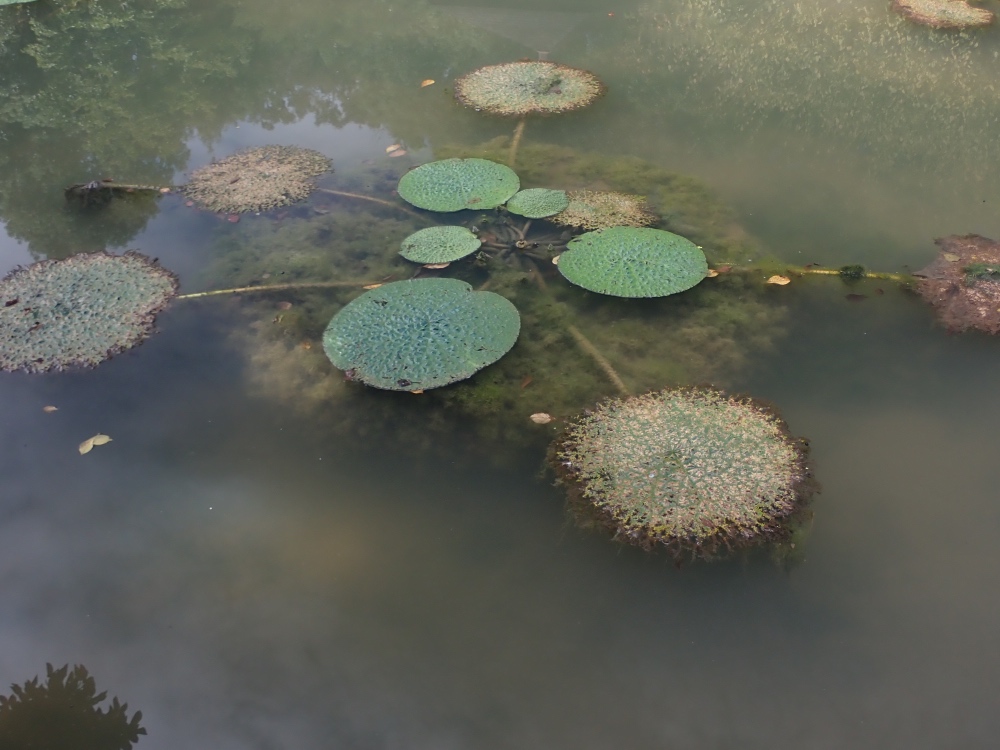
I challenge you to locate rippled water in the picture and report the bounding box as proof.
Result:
[2,1,999,748]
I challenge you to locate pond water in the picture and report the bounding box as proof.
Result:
[2,1,999,748]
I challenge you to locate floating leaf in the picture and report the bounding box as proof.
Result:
[767,275,791,285]
[706,269,720,278]
[386,144,402,153]
[530,412,553,424]
[388,149,408,158]
[423,262,451,269]
[558,227,708,298]
[78,434,112,455]
[421,79,435,87]
[362,283,383,290]
[42,405,58,413]
[400,225,481,264]
[397,158,519,212]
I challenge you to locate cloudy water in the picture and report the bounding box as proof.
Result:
[1,1,999,748]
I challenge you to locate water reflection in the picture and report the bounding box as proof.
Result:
[0,663,145,750]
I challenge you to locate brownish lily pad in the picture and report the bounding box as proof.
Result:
[891,0,994,30]
[914,234,1000,334]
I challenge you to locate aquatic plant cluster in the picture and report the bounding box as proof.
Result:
[551,190,657,231]
[553,388,812,559]
[914,234,1000,334]
[454,61,605,116]
[0,251,177,372]
[891,0,995,29]
[180,145,331,214]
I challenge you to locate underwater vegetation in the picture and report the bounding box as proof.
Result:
[0,663,146,750]
[552,387,815,560]
[914,234,1000,334]
[0,252,177,372]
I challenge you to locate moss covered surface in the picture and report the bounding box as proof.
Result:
[202,149,787,460]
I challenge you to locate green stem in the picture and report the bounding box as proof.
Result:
[177,280,380,300]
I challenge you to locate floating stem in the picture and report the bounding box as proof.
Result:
[177,280,379,300]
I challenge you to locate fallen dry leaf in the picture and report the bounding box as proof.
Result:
[78,434,112,455]
[226,214,240,223]
[159,187,171,194]
[552,255,560,265]
[362,283,383,290]
[386,144,402,153]
[42,405,58,413]
[530,413,553,424]
[423,262,450,269]
[766,275,791,285]
[301,341,313,350]
[411,389,425,395]
[942,252,961,262]
[706,269,719,278]
[388,149,408,158]
[421,79,435,87]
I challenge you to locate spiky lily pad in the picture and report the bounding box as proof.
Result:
[322,278,520,391]
[550,190,657,231]
[505,188,569,219]
[552,388,814,559]
[399,226,482,264]
[181,145,331,214]
[557,227,708,298]
[454,61,605,116]
[0,252,178,373]
[397,158,519,213]
[891,0,994,29]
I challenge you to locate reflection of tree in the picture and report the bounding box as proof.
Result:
[0,663,146,750]
[0,0,262,257]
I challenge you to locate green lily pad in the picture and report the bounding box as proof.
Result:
[322,278,521,391]
[397,158,519,213]
[558,227,708,298]
[399,226,482,264]
[505,188,569,219]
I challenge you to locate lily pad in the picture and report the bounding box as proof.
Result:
[397,158,519,212]
[399,226,482,264]
[505,188,569,219]
[322,278,521,391]
[557,227,708,298]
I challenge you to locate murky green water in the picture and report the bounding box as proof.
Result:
[2,1,1000,747]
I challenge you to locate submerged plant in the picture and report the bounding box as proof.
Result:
[890,0,994,29]
[557,227,708,298]
[0,251,178,372]
[453,60,605,117]
[181,145,331,214]
[552,388,814,559]
[322,278,520,391]
[396,158,519,212]
[914,234,1000,333]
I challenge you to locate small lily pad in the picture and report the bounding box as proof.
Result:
[399,226,482,264]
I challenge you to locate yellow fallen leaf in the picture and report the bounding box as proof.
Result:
[388,149,408,157]
[766,275,791,285]
[79,434,112,455]
[423,262,450,269]
[362,283,383,290]
[411,389,425,394]
[42,405,58,413]
[530,412,553,424]
[159,187,171,194]
[706,269,719,278]
[421,79,435,87]
[552,255,560,265]
[386,144,402,153]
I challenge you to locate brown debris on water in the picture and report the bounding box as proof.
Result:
[891,0,994,30]
[550,190,657,231]
[454,60,605,117]
[914,234,1000,334]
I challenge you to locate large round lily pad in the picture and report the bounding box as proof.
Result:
[397,158,519,213]
[322,278,520,391]
[558,227,708,298]
[505,188,568,219]
[399,226,482,264]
